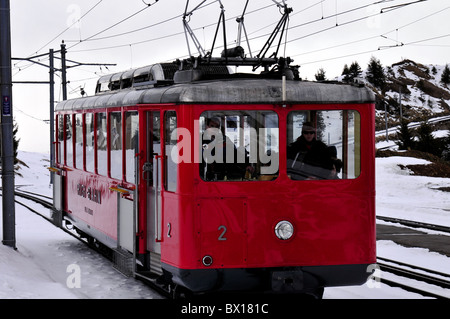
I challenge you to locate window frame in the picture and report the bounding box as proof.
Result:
[164,110,177,192]
[74,113,84,170]
[96,112,107,176]
[85,113,95,173]
[109,111,123,180]
[286,109,361,181]
[65,114,74,167]
[198,110,280,182]
[125,111,139,183]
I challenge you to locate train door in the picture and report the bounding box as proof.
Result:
[52,114,65,227]
[142,111,162,273]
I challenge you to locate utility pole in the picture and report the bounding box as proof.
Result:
[49,49,55,181]
[384,101,389,142]
[1,0,16,249]
[59,41,115,100]
[61,42,68,100]
[13,45,114,186]
[12,50,57,184]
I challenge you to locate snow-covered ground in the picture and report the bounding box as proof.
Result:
[1,149,450,299]
[1,151,163,299]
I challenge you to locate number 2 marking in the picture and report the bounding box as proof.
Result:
[218,225,227,241]
[167,223,172,238]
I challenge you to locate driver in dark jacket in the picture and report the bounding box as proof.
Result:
[287,122,335,180]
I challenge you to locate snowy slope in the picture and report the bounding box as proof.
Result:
[384,60,450,114]
[337,60,450,121]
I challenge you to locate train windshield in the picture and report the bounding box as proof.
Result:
[287,110,361,180]
[199,111,279,182]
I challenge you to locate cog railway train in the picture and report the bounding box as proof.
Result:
[52,55,376,298]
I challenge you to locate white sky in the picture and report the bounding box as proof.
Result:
[8,0,450,153]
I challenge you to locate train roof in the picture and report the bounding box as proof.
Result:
[55,78,375,112]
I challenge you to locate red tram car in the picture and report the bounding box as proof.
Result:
[53,57,376,298]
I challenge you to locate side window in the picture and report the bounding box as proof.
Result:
[110,112,122,180]
[75,114,83,169]
[287,110,360,180]
[199,111,279,182]
[57,115,64,164]
[97,112,107,176]
[150,111,161,189]
[125,111,139,183]
[66,115,74,167]
[85,113,95,172]
[164,111,177,192]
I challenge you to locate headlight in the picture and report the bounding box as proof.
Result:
[275,220,294,240]
[202,255,213,267]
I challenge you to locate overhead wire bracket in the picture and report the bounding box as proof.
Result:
[254,1,292,71]
[381,0,427,13]
[178,0,295,74]
[183,0,208,57]
[236,0,252,58]
[208,0,227,60]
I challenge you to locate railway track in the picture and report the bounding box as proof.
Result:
[8,189,173,298]
[375,257,450,299]
[375,114,450,140]
[14,190,53,211]
[0,188,54,224]
[377,215,450,234]
[5,188,114,258]
[375,217,450,298]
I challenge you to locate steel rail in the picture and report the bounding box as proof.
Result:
[378,262,450,290]
[375,258,450,299]
[377,215,450,234]
[378,257,450,279]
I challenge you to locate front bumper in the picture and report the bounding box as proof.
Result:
[162,263,375,294]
